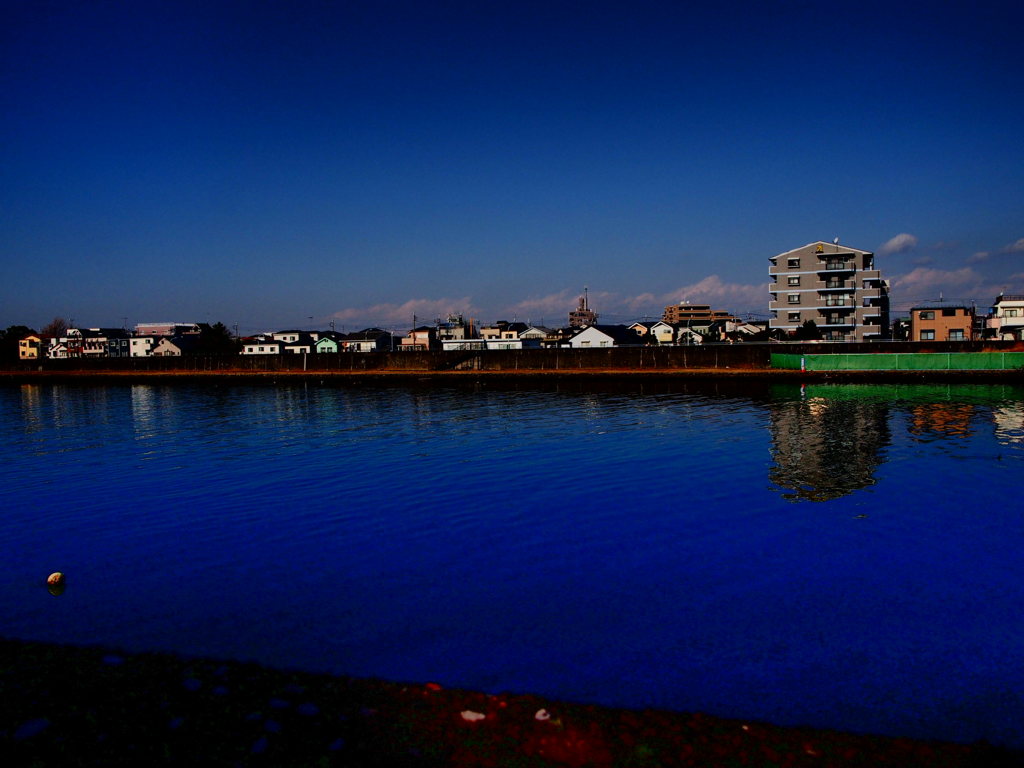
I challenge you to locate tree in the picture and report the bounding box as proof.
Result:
[793,319,822,341]
[41,317,68,337]
[0,325,38,363]
[197,321,239,354]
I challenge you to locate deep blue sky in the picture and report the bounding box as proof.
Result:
[4,1,1023,332]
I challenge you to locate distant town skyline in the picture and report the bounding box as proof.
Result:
[4,2,1022,333]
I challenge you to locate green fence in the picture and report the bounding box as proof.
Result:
[771,352,1024,371]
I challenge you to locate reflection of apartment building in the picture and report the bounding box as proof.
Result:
[909,403,975,439]
[910,304,976,341]
[987,294,1024,340]
[769,241,890,341]
[769,396,890,501]
[993,403,1024,445]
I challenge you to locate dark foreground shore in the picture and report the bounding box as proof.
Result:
[1,639,1017,767]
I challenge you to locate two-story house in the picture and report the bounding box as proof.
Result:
[988,294,1024,340]
[910,304,976,342]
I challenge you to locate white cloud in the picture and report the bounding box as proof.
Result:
[1004,238,1024,253]
[878,233,919,255]
[967,251,989,263]
[330,297,478,328]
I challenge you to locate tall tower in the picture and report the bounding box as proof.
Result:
[568,287,599,328]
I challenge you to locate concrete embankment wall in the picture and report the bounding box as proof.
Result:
[5,340,1023,374]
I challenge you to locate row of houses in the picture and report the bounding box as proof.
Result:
[899,294,1024,342]
[17,315,768,361]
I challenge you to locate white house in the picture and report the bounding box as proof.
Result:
[241,337,283,355]
[130,337,157,357]
[567,325,638,348]
[988,294,1024,340]
[341,329,393,352]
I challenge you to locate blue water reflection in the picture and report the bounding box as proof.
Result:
[2,381,1023,747]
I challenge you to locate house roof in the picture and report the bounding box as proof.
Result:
[242,338,281,346]
[910,303,973,311]
[345,328,390,341]
[573,324,641,345]
[156,335,202,352]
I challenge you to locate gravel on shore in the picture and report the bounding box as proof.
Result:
[1,638,1018,767]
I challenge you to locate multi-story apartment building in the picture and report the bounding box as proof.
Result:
[769,241,890,341]
[910,304,976,342]
[661,302,737,325]
[987,294,1024,340]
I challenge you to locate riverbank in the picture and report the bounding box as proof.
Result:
[2,367,1023,386]
[1,638,1016,767]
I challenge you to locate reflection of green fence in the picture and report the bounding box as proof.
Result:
[771,352,1024,371]
[769,382,1024,402]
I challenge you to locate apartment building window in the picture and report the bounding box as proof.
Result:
[942,308,956,317]
[920,331,935,340]
[787,276,800,286]
[948,330,966,341]
[1005,309,1019,317]
[787,294,800,304]
[788,312,800,322]
[787,258,800,268]
[919,311,934,320]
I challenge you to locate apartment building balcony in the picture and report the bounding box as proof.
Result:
[820,296,855,307]
[820,320,856,328]
[821,261,856,272]
[818,279,855,291]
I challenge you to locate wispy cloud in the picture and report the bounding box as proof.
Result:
[879,233,919,255]
[500,289,585,323]
[671,275,768,310]
[1004,238,1024,253]
[891,266,980,291]
[502,277,767,324]
[967,251,990,263]
[329,297,479,328]
[888,267,995,306]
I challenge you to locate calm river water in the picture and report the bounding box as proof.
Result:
[2,380,1023,746]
